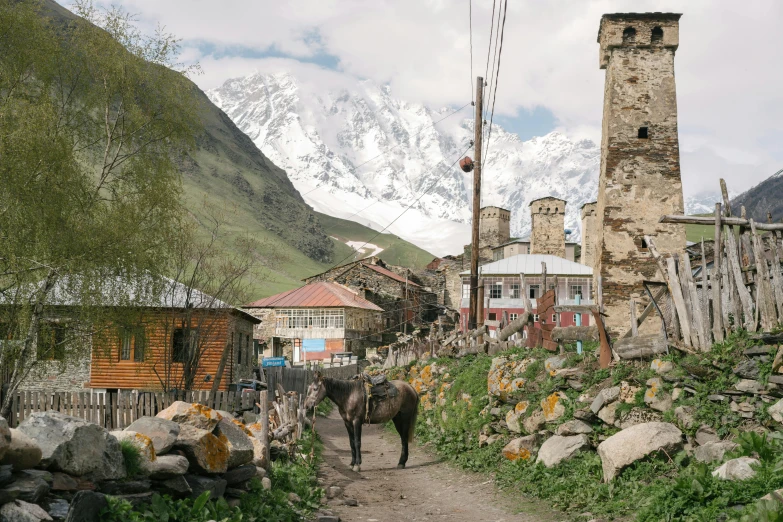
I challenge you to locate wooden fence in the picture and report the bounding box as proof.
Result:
[266,364,358,396]
[641,178,783,351]
[5,389,262,430]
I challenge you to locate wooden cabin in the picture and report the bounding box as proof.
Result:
[16,278,260,393]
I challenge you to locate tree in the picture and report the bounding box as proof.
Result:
[0,0,199,415]
[147,202,260,395]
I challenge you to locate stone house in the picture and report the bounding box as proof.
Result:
[7,278,260,393]
[303,257,438,333]
[243,282,383,361]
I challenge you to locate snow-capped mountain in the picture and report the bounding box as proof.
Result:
[207,72,696,255]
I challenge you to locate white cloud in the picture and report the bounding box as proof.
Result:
[81,0,783,198]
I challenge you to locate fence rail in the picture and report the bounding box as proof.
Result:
[5,389,262,430]
[266,364,358,396]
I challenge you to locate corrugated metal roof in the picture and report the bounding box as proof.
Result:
[362,262,420,287]
[244,282,383,311]
[460,254,593,276]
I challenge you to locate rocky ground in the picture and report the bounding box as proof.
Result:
[315,410,561,522]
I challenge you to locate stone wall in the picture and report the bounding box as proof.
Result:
[479,206,511,250]
[530,197,566,258]
[18,351,91,392]
[595,13,686,335]
[581,202,598,278]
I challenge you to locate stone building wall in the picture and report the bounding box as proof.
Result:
[530,197,566,258]
[594,13,686,335]
[580,202,598,273]
[479,206,511,250]
[18,351,92,392]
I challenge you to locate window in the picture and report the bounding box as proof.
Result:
[529,285,540,299]
[462,284,470,299]
[37,323,66,361]
[640,237,648,249]
[119,327,146,362]
[651,26,663,43]
[237,333,242,365]
[569,285,583,300]
[533,314,540,323]
[509,313,518,322]
[172,327,198,363]
[493,250,503,261]
[488,313,497,321]
[275,309,344,329]
[510,284,520,299]
[246,334,251,365]
[623,27,636,43]
[638,127,648,139]
[552,314,557,322]
[489,283,502,299]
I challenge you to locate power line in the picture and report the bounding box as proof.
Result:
[300,102,471,198]
[327,143,474,271]
[484,0,509,162]
[484,1,503,123]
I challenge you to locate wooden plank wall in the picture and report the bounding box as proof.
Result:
[5,389,261,430]
[266,364,358,397]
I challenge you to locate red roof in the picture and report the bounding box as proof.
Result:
[361,262,420,287]
[244,282,383,311]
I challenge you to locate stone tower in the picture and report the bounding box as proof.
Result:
[479,206,511,249]
[580,202,598,268]
[595,13,686,335]
[529,197,566,258]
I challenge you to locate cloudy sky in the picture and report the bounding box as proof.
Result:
[86,0,783,198]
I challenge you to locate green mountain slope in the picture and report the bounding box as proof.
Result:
[41,0,435,299]
[316,212,436,269]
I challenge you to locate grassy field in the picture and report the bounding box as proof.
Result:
[685,213,716,242]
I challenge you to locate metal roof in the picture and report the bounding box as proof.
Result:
[244,282,383,311]
[361,263,420,287]
[460,254,593,276]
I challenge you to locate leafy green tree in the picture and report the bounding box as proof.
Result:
[0,0,199,414]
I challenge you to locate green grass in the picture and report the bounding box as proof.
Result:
[315,211,435,269]
[686,213,716,242]
[119,439,143,479]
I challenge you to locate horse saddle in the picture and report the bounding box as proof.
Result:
[356,373,398,399]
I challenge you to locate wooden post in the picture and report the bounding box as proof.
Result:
[542,262,548,294]
[681,253,706,351]
[712,203,725,342]
[724,219,755,331]
[720,178,732,218]
[665,256,694,346]
[468,76,484,330]
[750,219,777,330]
[477,278,485,344]
[629,299,638,337]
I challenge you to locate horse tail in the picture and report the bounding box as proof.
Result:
[408,390,419,443]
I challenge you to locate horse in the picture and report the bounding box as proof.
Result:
[304,372,419,472]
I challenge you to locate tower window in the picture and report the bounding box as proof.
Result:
[623,27,636,43]
[640,238,648,249]
[638,127,649,139]
[651,26,663,43]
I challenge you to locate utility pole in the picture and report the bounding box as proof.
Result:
[468,76,484,330]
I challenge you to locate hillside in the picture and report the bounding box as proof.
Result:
[40,0,433,300]
[731,169,783,224]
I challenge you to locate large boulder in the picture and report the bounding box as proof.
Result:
[536,435,591,468]
[712,457,759,481]
[64,491,108,522]
[501,435,538,461]
[17,412,125,480]
[1,430,42,471]
[184,475,227,500]
[523,411,546,434]
[214,418,254,469]
[156,402,221,431]
[694,441,739,463]
[597,422,683,481]
[0,500,53,521]
[111,431,156,472]
[173,425,229,474]
[1,470,50,503]
[125,417,180,455]
[0,418,12,461]
[541,392,567,422]
[222,464,257,486]
[147,454,189,480]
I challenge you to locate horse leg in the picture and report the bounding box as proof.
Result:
[352,419,363,472]
[392,414,409,469]
[344,419,356,467]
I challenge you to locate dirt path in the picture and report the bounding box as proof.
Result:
[316,411,563,522]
